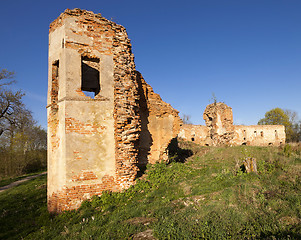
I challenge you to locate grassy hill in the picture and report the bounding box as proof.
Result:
[0,142,300,239]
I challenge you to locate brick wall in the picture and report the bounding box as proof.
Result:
[47,9,181,212]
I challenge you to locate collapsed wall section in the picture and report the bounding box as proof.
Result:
[136,72,181,166]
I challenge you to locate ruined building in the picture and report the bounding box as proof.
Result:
[47,9,181,212]
[179,102,286,146]
[47,9,286,213]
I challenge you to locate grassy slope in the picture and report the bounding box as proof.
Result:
[0,144,300,239]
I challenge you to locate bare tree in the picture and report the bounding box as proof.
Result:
[0,68,47,176]
[182,114,192,125]
[0,69,15,86]
[0,69,25,136]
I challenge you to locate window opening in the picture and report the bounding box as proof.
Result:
[260,131,264,137]
[81,56,100,98]
[191,137,195,142]
[254,131,257,137]
[51,60,59,107]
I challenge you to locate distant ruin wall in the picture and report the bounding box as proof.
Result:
[179,125,210,145]
[179,103,285,146]
[232,125,285,146]
[47,9,180,212]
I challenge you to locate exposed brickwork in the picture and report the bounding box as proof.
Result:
[71,170,98,182]
[48,9,181,213]
[66,117,107,134]
[73,150,82,161]
[48,62,60,151]
[50,9,114,56]
[112,20,140,189]
[50,8,141,192]
[48,174,119,212]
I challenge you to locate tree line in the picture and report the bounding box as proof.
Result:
[0,69,47,178]
[258,108,301,142]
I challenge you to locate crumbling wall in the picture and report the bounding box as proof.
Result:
[179,102,286,147]
[203,103,235,146]
[232,125,285,146]
[178,124,210,145]
[136,72,181,165]
[47,9,180,212]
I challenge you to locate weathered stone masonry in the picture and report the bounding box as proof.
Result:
[179,102,285,146]
[47,9,180,212]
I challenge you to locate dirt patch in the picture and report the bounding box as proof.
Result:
[132,229,156,240]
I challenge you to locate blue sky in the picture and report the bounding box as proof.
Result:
[1,0,300,128]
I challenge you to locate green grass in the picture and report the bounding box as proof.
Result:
[0,144,300,239]
[0,174,49,240]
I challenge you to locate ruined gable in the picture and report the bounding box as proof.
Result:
[47,9,181,212]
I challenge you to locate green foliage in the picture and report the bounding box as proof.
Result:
[258,107,301,142]
[0,175,49,240]
[1,145,301,239]
[283,144,292,157]
[258,108,290,126]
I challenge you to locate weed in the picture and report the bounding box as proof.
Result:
[283,144,292,157]
[1,145,300,239]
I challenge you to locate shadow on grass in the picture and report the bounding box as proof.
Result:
[167,138,193,163]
